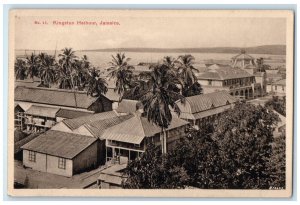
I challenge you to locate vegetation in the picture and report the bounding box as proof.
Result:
[124,102,284,189]
[265,96,286,116]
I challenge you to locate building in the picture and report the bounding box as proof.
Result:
[175,91,237,129]
[24,105,59,132]
[101,112,189,162]
[14,86,114,131]
[231,50,256,70]
[21,130,99,177]
[269,79,286,96]
[15,86,113,113]
[197,64,264,99]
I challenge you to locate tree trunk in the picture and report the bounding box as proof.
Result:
[161,128,167,154]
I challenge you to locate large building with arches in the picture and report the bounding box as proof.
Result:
[197,51,267,99]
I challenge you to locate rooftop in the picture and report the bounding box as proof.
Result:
[197,64,253,80]
[25,105,60,118]
[116,99,143,114]
[273,79,286,86]
[231,52,254,60]
[101,114,189,144]
[176,91,237,117]
[15,86,101,109]
[84,114,133,138]
[56,109,93,119]
[21,130,97,159]
[63,110,119,130]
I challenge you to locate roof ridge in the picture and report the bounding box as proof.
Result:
[15,85,90,95]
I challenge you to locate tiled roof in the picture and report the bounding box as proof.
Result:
[25,105,60,118]
[84,114,133,138]
[197,64,253,80]
[101,114,188,144]
[21,130,97,159]
[176,91,237,116]
[56,109,93,119]
[63,110,118,130]
[116,100,143,113]
[15,86,99,109]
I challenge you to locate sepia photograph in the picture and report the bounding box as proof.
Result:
[7,9,294,197]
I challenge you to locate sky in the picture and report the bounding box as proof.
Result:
[14,14,287,50]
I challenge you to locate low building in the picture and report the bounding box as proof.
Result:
[269,79,286,96]
[175,91,237,129]
[24,105,59,132]
[21,130,98,177]
[15,86,113,113]
[101,112,189,162]
[14,86,114,130]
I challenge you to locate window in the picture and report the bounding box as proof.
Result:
[208,80,212,85]
[275,85,277,91]
[29,151,36,162]
[58,157,66,169]
[282,86,284,91]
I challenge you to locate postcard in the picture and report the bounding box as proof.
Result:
[8,9,294,197]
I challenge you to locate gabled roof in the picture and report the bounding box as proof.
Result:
[104,88,120,102]
[176,91,237,117]
[15,86,100,109]
[116,100,143,113]
[63,110,118,130]
[56,109,93,119]
[21,130,97,159]
[84,114,134,138]
[197,64,253,80]
[25,105,60,118]
[101,114,189,144]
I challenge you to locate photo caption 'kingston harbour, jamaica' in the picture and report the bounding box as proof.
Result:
[8,9,293,197]
[52,20,120,26]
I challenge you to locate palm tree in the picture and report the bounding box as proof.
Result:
[140,64,184,154]
[107,53,135,100]
[26,53,40,80]
[177,54,198,86]
[58,48,77,73]
[162,56,176,70]
[39,55,57,88]
[256,57,270,72]
[87,68,108,97]
[15,58,27,80]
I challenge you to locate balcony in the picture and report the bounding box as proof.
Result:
[106,140,145,152]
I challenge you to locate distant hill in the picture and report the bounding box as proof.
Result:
[81,45,286,55]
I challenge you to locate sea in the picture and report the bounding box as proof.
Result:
[15,50,286,68]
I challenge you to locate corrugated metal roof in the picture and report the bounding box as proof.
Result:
[176,91,237,115]
[21,130,97,159]
[56,109,93,119]
[116,100,142,113]
[25,105,60,118]
[197,64,252,80]
[84,114,134,138]
[15,86,99,109]
[63,111,118,130]
[101,114,189,144]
